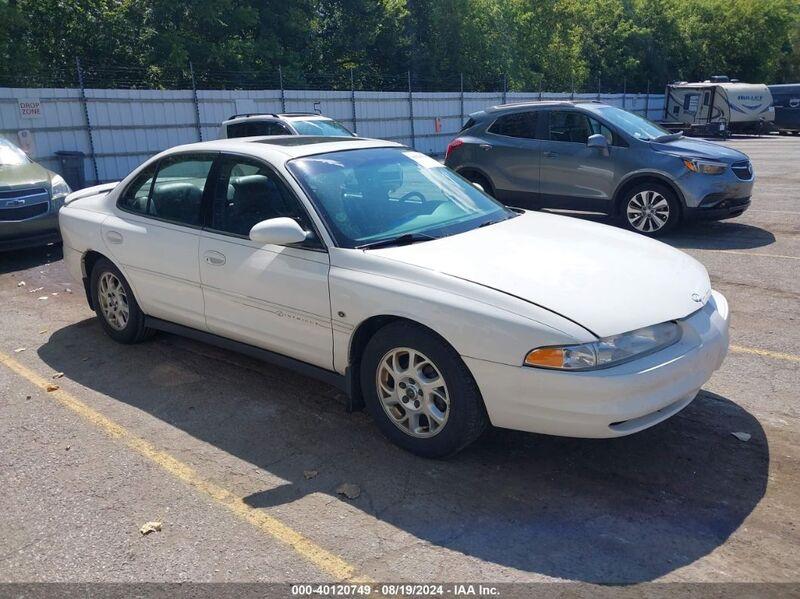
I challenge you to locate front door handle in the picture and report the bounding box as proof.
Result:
[543,151,559,158]
[479,143,493,151]
[203,250,226,266]
[105,230,123,244]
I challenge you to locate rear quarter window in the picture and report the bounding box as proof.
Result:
[459,118,476,132]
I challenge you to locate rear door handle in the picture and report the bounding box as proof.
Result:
[479,144,493,151]
[543,151,559,158]
[105,230,123,244]
[203,250,226,266]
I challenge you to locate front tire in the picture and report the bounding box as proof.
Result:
[360,321,488,458]
[90,258,151,344]
[619,183,680,237]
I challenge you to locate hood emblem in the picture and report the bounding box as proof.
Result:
[691,292,703,303]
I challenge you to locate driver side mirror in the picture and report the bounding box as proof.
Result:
[249,217,309,245]
[587,133,610,155]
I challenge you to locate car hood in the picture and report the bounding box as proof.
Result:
[371,212,711,338]
[650,137,748,163]
[0,162,52,189]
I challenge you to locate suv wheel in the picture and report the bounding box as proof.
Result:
[90,258,152,344]
[461,171,494,197]
[360,321,488,458]
[620,183,680,237]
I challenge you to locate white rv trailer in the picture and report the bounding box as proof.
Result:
[664,77,774,136]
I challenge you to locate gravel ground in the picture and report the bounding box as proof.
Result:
[0,135,798,588]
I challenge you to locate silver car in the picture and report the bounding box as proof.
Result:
[220,113,355,139]
[445,101,754,236]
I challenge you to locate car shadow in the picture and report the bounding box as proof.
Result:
[661,221,776,250]
[38,321,769,584]
[544,211,776,251]
[0,243,63,275]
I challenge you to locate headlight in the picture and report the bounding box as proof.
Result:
[682,158,727,175]
[524,321,681,371]
[50,174,71,202]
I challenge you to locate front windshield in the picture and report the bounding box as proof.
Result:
[291,119,354,137]
[287,147,513,248]
[593,106,671,141]
[0,138,30,166]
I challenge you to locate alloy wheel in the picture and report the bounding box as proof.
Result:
[376,347,450,438]
[627,190,670,233]
[98,272,130,331]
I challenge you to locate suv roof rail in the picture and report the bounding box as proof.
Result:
[279,112,323,116]
[227,113,278,120]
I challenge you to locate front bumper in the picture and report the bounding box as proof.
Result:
[0,211,61,251]
[677,165,754,214]
[685,196,751,220]
[465,291,730,438]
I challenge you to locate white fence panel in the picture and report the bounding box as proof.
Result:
[0,86,665,186]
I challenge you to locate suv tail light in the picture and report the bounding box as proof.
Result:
[445,138,464,161]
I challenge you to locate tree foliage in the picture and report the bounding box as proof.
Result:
[1,0,798,90]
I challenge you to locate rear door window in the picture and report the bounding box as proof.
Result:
[488,112,539,139]
[147,154,214,226]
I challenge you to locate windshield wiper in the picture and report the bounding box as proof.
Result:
[478,217,506,228]
[356,232,438,250]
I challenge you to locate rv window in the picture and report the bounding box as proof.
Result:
[703,92,710,106]
[683,94,700,113]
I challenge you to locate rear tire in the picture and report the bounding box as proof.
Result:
[360,321,488,458]
[618,182,681,237]
[90,258,152,344]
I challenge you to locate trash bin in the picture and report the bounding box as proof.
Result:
[55,150,86,191]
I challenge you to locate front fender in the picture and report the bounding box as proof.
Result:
[328,250,594,375]
[612,169,686,214]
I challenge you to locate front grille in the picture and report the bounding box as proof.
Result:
[0,187,48,200]
[731,161,753,180]
[0,202,49,221]
[0,186,51,221]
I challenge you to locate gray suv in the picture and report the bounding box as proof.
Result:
[445,101,754,236]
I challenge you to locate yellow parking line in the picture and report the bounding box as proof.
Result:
[717,250,800,260]
[0,351,371,583]
[730,344,800,363]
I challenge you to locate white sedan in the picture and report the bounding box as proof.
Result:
[59,136,729,457]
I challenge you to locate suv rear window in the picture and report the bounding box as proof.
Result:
[459,118,476,132]
[227,121,291,138]
[488,112,539,139]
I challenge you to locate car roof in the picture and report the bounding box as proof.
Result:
[158,136,403,162]
[470,100,607,120]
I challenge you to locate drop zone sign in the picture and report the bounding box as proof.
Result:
[18,99,42,119]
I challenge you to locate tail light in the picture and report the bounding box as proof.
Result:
[445,138,464,161]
